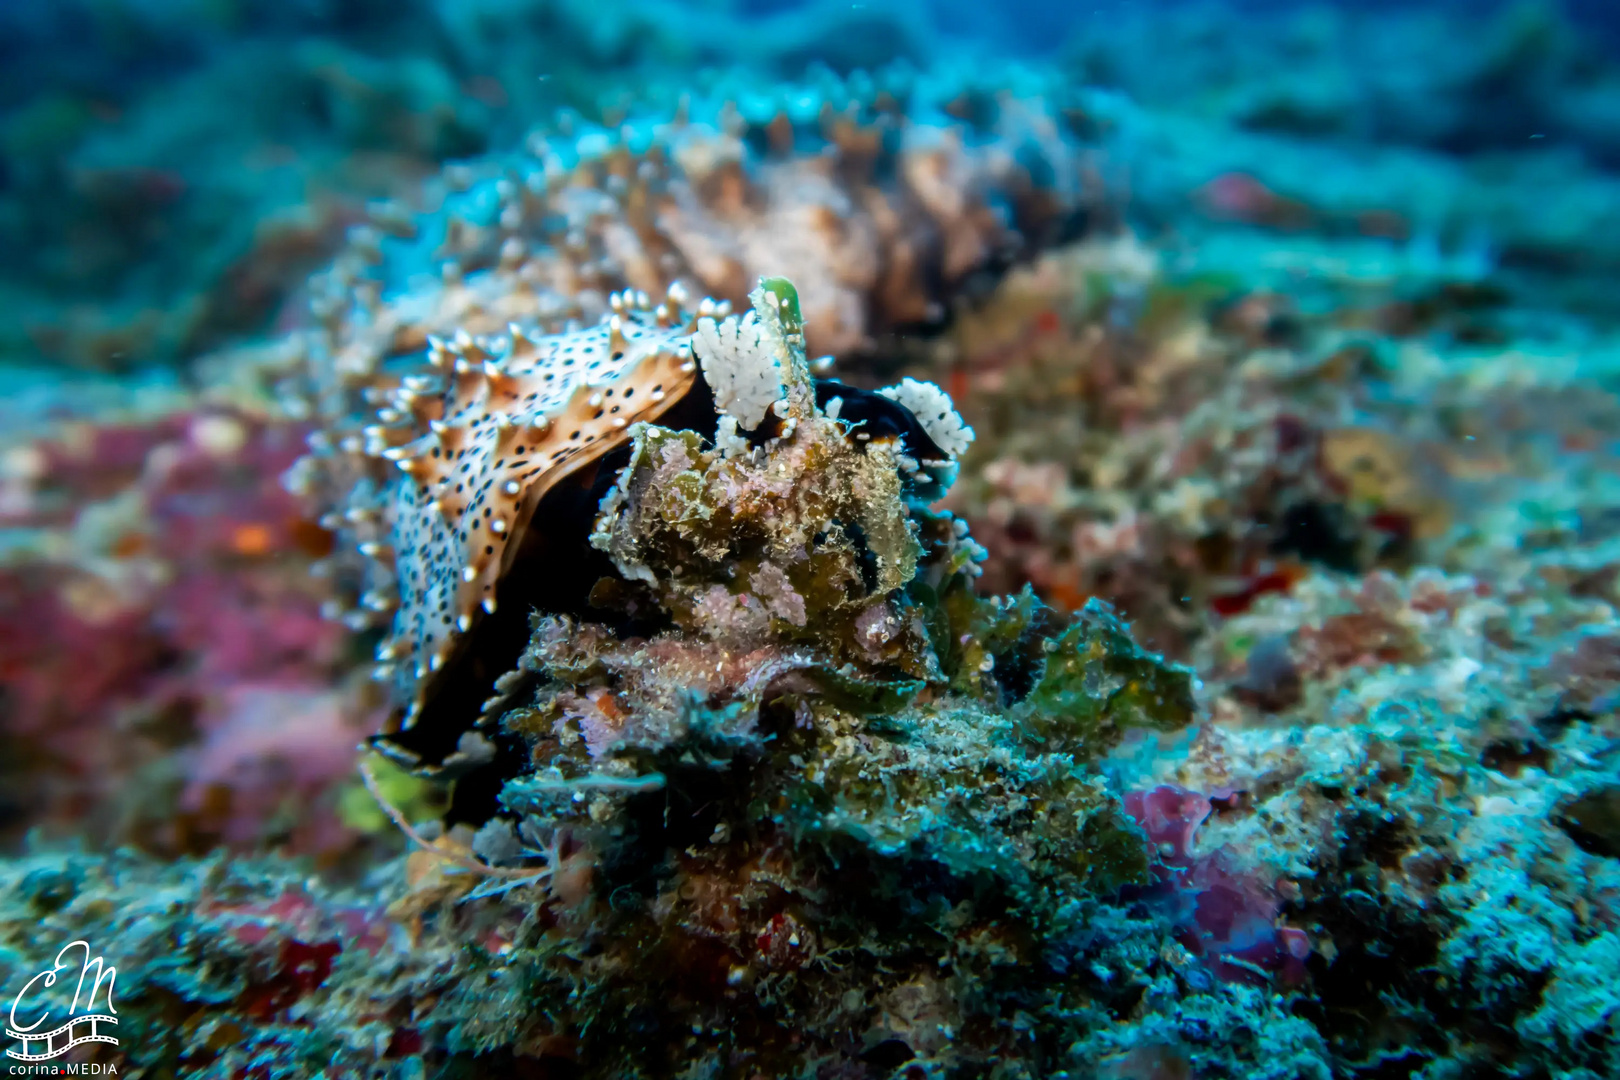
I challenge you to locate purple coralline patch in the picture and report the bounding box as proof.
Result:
[1127,784,1310,985]
[0,411,367,854]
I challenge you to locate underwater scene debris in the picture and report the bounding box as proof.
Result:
[3,1,1620,1077]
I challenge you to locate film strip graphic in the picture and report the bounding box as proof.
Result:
[6,1015,119,1061]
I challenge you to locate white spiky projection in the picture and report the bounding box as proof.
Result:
[694,310,785,430]
[876,378,975,461]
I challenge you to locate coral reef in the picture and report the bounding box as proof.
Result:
[929,231,1620,659]
[0,279,1223,1078]
[6,154,1620,1080]
[4,6,1620,1079]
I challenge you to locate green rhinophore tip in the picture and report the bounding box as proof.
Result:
[751,274,814,413]
[756,275,804,340]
